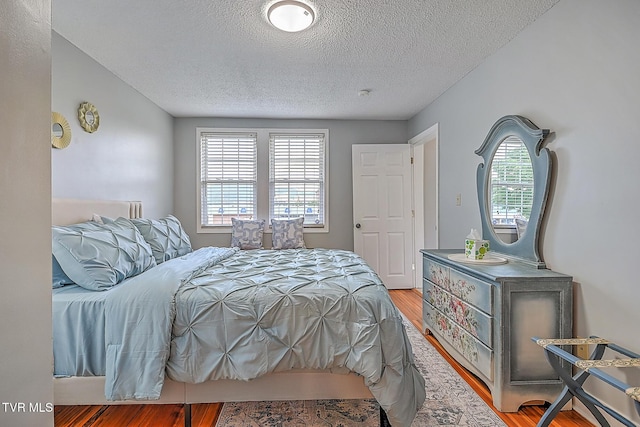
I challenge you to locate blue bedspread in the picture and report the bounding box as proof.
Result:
[104,247,425,427]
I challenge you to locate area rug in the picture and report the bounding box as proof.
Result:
[215,315,506,426]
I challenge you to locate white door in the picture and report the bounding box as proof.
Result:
[352,144,413,289]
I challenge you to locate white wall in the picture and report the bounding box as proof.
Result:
[409,0,640,422]
[173,118,407,251]
[0,1,54,426]
[51,32,174,218]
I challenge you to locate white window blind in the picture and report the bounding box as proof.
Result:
[269,133,326,227]
[490,136,534,226]
[199,132,257,227]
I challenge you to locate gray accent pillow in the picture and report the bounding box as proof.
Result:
[52,217,156,291]
[271,217,306,249]
[231,218,265,250]
[131,215,192,264]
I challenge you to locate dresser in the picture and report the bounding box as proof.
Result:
[420,249,573,412]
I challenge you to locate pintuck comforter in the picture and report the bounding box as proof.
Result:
[104,247,425,427]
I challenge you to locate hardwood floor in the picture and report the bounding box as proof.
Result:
[54,289,593,427]
[388,289,592,427]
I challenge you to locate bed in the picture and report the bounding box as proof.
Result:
[51,198,425,427]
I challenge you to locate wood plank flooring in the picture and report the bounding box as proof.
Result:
[388,289,592,427]
[54,289,593,427]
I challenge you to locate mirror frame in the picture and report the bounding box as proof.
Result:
[78,102,100,133]
[475,115,551,268]
[51,112,72,149]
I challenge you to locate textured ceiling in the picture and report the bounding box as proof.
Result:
[52,0,558,120]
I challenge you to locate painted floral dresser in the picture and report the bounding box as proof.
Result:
[421,249,573,412]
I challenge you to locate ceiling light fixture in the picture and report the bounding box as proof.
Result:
[268,1,315,32]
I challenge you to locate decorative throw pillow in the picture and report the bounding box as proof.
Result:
[271,217,306,249]
[52,217,156,291]
[515,217,529,239]
[131,215,192,264]
[231,218,265,250]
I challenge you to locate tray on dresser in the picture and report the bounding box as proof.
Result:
[447,253,508,265]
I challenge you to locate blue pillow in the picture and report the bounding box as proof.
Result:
[52,255,74,288]
[131,215,192,264]
[52,221,102,288]
[52,217,156,291]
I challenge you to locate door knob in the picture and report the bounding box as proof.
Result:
[355,223,361,229]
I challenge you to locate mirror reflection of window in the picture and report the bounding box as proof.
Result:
[489,136,534,230]
[52,123,64,138]
[84,111,95,125]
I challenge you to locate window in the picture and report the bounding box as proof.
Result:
[489,136,533,226]
[269,133,326,227]
[198,131,257,227]
[197,128,328,233]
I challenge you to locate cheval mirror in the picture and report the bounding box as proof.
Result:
[475,115,552,268]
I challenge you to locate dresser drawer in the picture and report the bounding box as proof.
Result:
[423,280,493,348]
[423,300,493,381]
[448,268,493,314]
[423,258,450,289]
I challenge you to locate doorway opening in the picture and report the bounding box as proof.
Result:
[409,123,439,289]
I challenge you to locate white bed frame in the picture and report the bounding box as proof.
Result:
[52,198,374,422]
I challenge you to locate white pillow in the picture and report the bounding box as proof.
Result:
[271,217,306,249]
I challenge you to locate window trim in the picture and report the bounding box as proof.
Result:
[196,127,329,234]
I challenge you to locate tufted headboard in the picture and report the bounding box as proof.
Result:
[52,198,143,226]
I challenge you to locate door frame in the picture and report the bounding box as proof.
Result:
[409,123,439,289]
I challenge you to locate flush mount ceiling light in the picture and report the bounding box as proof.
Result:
[268,1,315,32]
